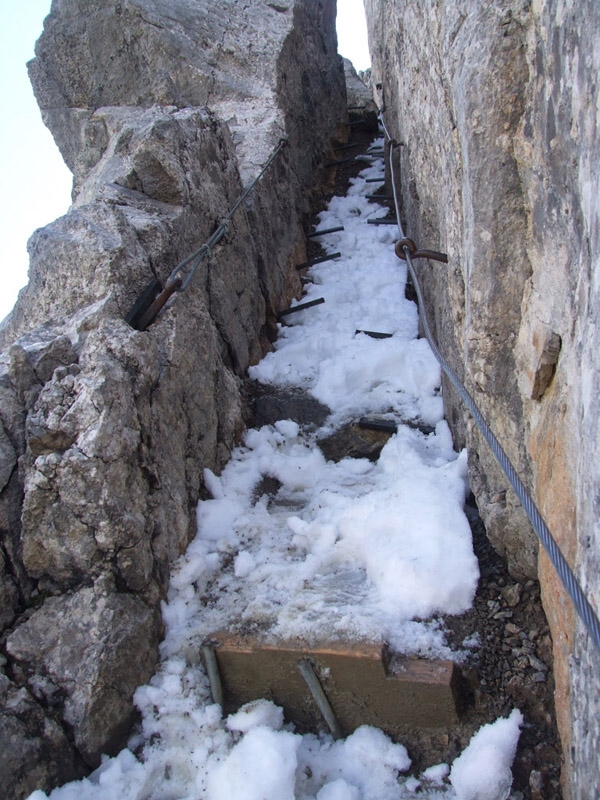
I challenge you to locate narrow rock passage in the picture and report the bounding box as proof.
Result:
[171,142,480,654]
[31,137,532,800]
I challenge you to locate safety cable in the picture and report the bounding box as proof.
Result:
[128,55,347,330]
[380,115,600,651]
[169,125,298,291]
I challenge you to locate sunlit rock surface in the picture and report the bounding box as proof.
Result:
[364,0,600,795]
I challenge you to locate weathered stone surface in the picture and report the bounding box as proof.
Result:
[343,57,374,111]
[0,0,345,795]
[365,0,600,794]
[317,422,392,462]
[0,677,83,799]
[6,582,160,766]
[0,549,19,630]
[0,420,16,493]
[251,384,331,428]
[28,0,344,187]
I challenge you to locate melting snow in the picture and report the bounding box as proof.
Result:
[29,140,522,799]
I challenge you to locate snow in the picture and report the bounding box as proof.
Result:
[449,710,524,800]
[28,141,523,800]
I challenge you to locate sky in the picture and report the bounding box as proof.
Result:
[0,0,371,323]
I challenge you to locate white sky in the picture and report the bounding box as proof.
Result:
[0,0,370,323]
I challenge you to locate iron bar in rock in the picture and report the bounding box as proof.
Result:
[355,330,393,339]
[296,252,342,270]
[307,226,344,238]
[202,645,224,707]
[359,417,398,433]
[365,177,385,183]
[278,297,325,319]
[325,158,352,167]
[125,279,161,328]
[368,218,397,225]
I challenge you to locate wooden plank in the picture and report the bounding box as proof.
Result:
[205,632,461,735]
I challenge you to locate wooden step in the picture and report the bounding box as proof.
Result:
[204,632,461,736]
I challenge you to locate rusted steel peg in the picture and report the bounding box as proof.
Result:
[384,139,404,153]
[137,276,183,330]
[395,238,448,264]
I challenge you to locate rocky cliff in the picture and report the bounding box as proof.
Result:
[0,1,345,796]
[364,0,599,796]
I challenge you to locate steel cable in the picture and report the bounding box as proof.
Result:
[168,125,299,291]
[380,115,600,651]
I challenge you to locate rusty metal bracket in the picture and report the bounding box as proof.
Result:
[395,237,448,264]
[125,279,161,329]
[136,276,183,331]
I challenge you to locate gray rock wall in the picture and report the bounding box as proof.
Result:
[364,0,600,796]
[0,1,345,796]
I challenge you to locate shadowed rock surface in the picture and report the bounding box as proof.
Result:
[0,1,345,795]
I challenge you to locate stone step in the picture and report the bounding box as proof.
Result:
[204,632,461,737]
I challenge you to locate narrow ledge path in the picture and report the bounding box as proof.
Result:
[33,125,562,800]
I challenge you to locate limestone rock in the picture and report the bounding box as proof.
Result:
[0,679,82,798]
[0,420,16,493]
[365,0,600,793]
[6,583,160,766]
[28,0,344,187]
[0,0,345,794]
[318,422,392,463]
[343,57,375,111]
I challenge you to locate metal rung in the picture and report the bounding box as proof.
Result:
[359,417,398,433]
[308,226,344,238]
[278,297,325,319]
[298,660,342,740]
[355,330,393,339]
[202,645,224,707]
[368,219,397,225]
[365,177,385,183]
[325,158,352,168]
[296,252,342,270]
[334,143,359,152]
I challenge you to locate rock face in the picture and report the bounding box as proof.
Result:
[364,0,600,796]
[0,1,345,796]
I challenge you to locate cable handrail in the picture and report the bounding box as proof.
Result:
[380,114,600,651]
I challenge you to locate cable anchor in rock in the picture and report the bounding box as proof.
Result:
[135,276,183,331]
[394,238,448,264]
